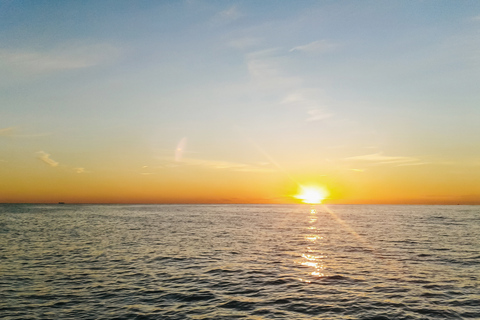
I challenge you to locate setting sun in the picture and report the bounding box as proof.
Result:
[294,186,329,204]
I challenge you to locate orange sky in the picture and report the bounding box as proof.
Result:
[1,154,479,204]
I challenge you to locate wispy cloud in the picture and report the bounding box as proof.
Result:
[14,132,52,138]
[0,42,120,73]
[228,37,261,50]
[0,126,52,138]
[36,151,59,167]
[243,45,334,122]
[175,137,187,162]
[212,6,241,24]
[139,165,158,175]
[290,40,337,54]
[74,167,85,174]
[36,151,90,172]
[180,157,275,172]
[0,127,16,136]
[306,109,333,122]
[344,152,426,166]
[246,49,302,90]
[158,156,275,173]
[395,161,430,167]
[281,90,333,121]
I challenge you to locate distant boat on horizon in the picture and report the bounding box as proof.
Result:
[58,202,65,204]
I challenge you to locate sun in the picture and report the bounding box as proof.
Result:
[294,186,328,204]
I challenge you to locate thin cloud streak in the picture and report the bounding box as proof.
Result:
[345,152,426,166]
[179,157,275,172]
[0,127,16,136]
[36,152,88,173]
[306,109,333,122]
[0,42,120,73]
[239,43,335,123]
[0,127,53,138]
[290,40,337,53]
[281,90,334,121]
[175,137,187,162]
[158,156,275,173]
[36,151,59,167]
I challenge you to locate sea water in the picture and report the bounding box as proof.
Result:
[1,204,479,319]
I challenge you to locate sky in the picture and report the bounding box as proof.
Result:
[1,0,480,204]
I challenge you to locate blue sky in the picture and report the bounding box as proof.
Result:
[1,0,480,203]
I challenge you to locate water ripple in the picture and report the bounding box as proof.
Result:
[1,204,479,319]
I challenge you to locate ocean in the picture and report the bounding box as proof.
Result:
[1,204,479,319]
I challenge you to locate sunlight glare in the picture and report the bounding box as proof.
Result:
[295,186,328,204]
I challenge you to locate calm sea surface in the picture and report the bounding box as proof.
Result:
[1,204,479,319]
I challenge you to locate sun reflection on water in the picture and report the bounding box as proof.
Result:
[305,235,323,241]
[296,204,326,281]
[296,203,405,284]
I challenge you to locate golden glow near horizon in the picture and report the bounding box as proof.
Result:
[1,2,480,204]
[294,186,329,204]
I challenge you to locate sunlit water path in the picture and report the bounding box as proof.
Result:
[1,204,479,319]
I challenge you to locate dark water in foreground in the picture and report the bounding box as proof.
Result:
[1,204,479,319]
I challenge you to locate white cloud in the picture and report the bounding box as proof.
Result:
[290,40,337,54]
[36,151,59,167]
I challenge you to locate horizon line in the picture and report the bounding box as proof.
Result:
[0,202,478,205]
